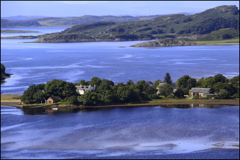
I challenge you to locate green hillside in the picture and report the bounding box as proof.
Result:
[4,5,239,43]
[196,28,239,40]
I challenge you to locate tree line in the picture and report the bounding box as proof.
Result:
[20,73,239,105]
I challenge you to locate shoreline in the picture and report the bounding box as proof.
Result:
[1,94,239,109]
[1,36,239,46]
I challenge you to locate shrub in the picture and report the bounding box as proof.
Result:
[232,93,239,98]
[192,96,199,99]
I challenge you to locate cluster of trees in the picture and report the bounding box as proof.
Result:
[21,79,78,104]
[77,77,160,105]
[21,73,239,105]
[196,74,239,99]
[175,74,239,99]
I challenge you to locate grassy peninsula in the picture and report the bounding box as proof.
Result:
[3,73,237,109]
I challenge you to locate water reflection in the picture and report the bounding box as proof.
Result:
[19,104,230,115]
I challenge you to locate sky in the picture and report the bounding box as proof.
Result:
[1,1,239,17]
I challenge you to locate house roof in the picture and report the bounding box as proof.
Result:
[189,88,211,93]
[76,85,90,90]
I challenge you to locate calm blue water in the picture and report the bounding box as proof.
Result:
[1,27,239,94]
[1,105,239,159]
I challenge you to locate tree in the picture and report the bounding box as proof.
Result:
[79,91,101,105]
[212,82,229,93]
[90,77,102,86]
[100,90,115,104]
[158,84,173,97]
[21,84,47,104]
[152,80,161,89]
[135,80,149,92]
[213,74,228,83]
[216,89,230,99]
[174,89,184,98]
[44,79,77,100]
[126,80,134,86]
[117,86,132,102]
[97,79,114,93]
[78,80,89,85]
[230,75,239,87]
[164,73,172,85]
[176,75,196,89]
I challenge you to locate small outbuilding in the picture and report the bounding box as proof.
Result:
[46,97,61,104]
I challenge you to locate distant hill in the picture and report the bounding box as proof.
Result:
[29,5,239,43]
[1,15,165,28]
[1,19,42,28]
[2,15,47,21]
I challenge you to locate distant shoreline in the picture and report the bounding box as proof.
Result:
[1,35,239,47]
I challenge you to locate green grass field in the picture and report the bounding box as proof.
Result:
[194,38,239,45]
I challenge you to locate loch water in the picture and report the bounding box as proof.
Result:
[1,27,239,159]
[1,105,239,159]
[1,27,239,94]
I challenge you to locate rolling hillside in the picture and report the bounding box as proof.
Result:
[1,15,164,28]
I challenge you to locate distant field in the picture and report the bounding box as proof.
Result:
[1,94,21,100]
[194,38,239,45]
[1,30,39,33]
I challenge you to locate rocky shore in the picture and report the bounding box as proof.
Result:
[130,38,197,47]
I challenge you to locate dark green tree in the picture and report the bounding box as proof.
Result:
[97,79,114,93]
[176,75,196,89]
[152,80,162,89]
[21,84,46,104]
[78,80,89,85]
[164,73,172,85]
[158,84,173,97]
[79,91,101,105]
[126,79,134,86]
[90,77,102,86]
[213,74,228,83]
[174,89,184,98]
[44,79,77,100]
[216,89,230,99]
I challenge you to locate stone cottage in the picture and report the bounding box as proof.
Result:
[189,88,215,98]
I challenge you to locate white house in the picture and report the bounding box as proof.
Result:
[75,85,96,95]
